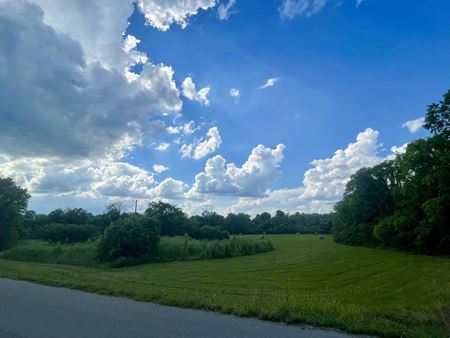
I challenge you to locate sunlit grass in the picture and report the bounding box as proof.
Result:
[0,235,449,337]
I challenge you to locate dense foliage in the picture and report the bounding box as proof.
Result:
[333,90,450,254]
[37,223,99,244]
[145,201,188,236]
[189,225,230,240]
[97,215,160,262]
[0,177,30,250]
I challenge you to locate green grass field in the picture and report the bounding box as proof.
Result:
[0,235,449,337]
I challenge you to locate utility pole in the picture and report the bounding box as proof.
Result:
[134,200,138,214]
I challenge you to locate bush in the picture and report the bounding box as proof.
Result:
[97,215,160,262]
[38,223,98,243]
[189,225,230,240]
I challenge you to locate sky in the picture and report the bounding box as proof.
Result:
[0,0,449,215]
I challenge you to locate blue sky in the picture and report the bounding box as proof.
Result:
[0,0,449,215]
[127,0,449,188]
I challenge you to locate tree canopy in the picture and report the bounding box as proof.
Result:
[0,177,30,250]
[332,89,450,254]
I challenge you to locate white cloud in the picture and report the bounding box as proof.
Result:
[167,121,198,135]
[279,0,364,19]
[0,156,156,199]
[91,162,156,198]
[153,164,170,174]
[225,128,404,215]
[300,128,383,201]
[259,77,279,89]
[181,127,222,160]
[189,143,285,197]
[217,0,237,20]
[390,143,408,156]
[228,188,335,215]
[402,117,425,133]
[279,0,327,19]
[123,34,141,53]
[31,0,139,70]
[137,0,217,32]
[229,88,240,97]
[181,77,210,106]
[156,142,171,152]
[0,0,181,160]
[148,178,187,199]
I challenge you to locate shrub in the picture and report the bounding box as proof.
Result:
[373,212,418,251]
[38,223,98,243]
[189,225,230,240]
[97,215,160,262]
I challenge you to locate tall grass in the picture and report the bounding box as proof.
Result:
[110,236,274,267]
[0,240,98,267]
[0,236,274,267]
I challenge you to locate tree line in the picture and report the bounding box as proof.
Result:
[0,187,333,251]
[332,89,450,255]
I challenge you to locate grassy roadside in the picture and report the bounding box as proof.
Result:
[0,235,449,337]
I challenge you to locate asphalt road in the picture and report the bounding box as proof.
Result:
[0,278,366,338]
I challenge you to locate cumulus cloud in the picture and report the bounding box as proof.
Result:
[0,156,155,198]
[300,128,383,201]
[217,0,237,20]
[189,144,285,197]
[123,34,141,53]
[181,77,210,106]
[91,162,156,198]
[225,128,404,215]
[153,164,169,174]
[402,117,425,133]
[181,127,222,160]
[259,77,279,89]
[0,0,229,212]
[148,178,187,199]
[0,0,181,160]
[137,0,217,31]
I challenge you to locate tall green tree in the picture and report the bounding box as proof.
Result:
[145,201,188,236]
[224,213,253,234]
[333,89,450,254]
[0,178,30,250]
[424,89,450,139]
[333,164,394,246]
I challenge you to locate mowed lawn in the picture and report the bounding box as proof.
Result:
[0,235,449,338]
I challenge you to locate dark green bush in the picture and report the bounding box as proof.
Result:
[97,215,160,262]
[38,223,98,243]
[189,225,230,240]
